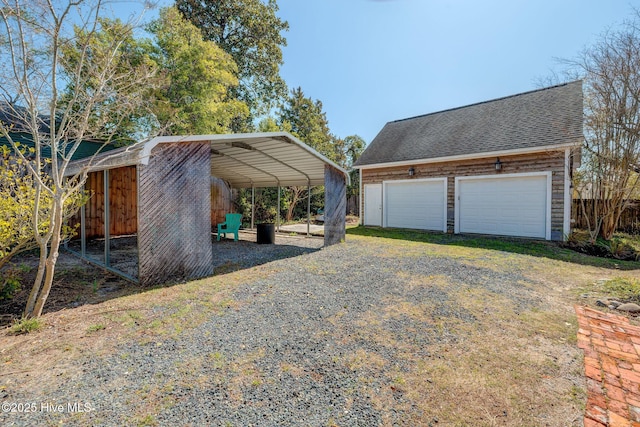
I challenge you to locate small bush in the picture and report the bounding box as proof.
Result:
[597,238,637,260]
[565,231,639,260]
[9,317,44,335]
[0,270,22,301]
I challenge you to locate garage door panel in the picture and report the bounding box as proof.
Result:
[458,175,547,239]
[385,180,445,231]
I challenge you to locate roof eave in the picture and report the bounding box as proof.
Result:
[353,142,580,170]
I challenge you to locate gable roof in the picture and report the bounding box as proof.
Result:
[354,81,583,168]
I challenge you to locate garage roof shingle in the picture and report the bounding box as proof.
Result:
[354,81,583,167]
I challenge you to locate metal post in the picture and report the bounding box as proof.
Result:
[103,169,110,267]
[307,183,311,236]
[251,186,255,230]
[277,185,280,232]
[80,184,86,257]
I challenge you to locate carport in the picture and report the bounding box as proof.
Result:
[64,132,349,286]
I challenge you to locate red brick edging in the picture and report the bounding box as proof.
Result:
[576,305,640,427]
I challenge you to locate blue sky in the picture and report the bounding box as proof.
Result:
[125,0,636,144]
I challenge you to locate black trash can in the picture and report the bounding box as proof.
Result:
[256,223,275,244]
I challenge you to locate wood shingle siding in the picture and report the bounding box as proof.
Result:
[137,142,213,286]
[361,150,568,240]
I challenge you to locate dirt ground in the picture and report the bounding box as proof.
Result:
[0,251,136,327]
[0,229,325,326]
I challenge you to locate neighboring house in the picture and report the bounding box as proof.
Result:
[0,103,116,161]
[354,81,583,241]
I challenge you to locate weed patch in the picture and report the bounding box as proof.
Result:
[86,323,106,333]
[8,317,43,335]
[599,277,640,303]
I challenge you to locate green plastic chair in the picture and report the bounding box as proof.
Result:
[217,213,242,242]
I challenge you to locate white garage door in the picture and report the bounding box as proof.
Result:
[456,174,549,239]
[384,179,446,231]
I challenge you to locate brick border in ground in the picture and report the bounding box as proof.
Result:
[576,305,640,427]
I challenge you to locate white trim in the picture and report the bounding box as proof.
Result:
[354,143,577,170]
[382,177,447,232]
[563,149,571,240]
[359,168,363,225]
[454,172,552,240]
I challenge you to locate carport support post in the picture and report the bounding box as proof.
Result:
[251,186,255,230]
[103,169,110,267]
[307,183,311,236]
[277,185,281,232]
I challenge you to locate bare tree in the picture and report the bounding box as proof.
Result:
[570,11,640,241]
[0,0,157,317]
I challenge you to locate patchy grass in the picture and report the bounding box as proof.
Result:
[602,277,640,302]
[586,276,640,305]
[86,323,106,333]
[348,226,640,270]
[325,270,583,426]
[3,231,635,426]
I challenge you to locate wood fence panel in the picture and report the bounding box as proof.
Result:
[70,166,137,238]
[573,200,640,234]
[347,194,359,216]
[108,166,137,236]
[211,177,233,227]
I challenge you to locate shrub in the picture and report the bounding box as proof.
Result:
[0,269,21,301]
[565,230,639,260]
[8,317,43,334]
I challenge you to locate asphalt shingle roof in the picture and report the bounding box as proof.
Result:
[355,81,583,167]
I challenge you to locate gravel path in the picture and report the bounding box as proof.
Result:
[2,236,558,426]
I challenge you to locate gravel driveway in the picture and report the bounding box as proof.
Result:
[1,234,582,426]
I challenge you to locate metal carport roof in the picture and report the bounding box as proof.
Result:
[66,132,349,187]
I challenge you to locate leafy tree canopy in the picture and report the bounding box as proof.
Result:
[175,0,289,122]
[568,9,640,240]
[60,16,159,145]
[147,6,248,135]
[279,87,335,161]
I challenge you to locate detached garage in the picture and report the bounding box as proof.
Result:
[354,81,584,241]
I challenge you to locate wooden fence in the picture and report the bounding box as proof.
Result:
[573,200,640,234]
[211,177,233,227]
[347,194,359,216]
[69,166,138,238]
